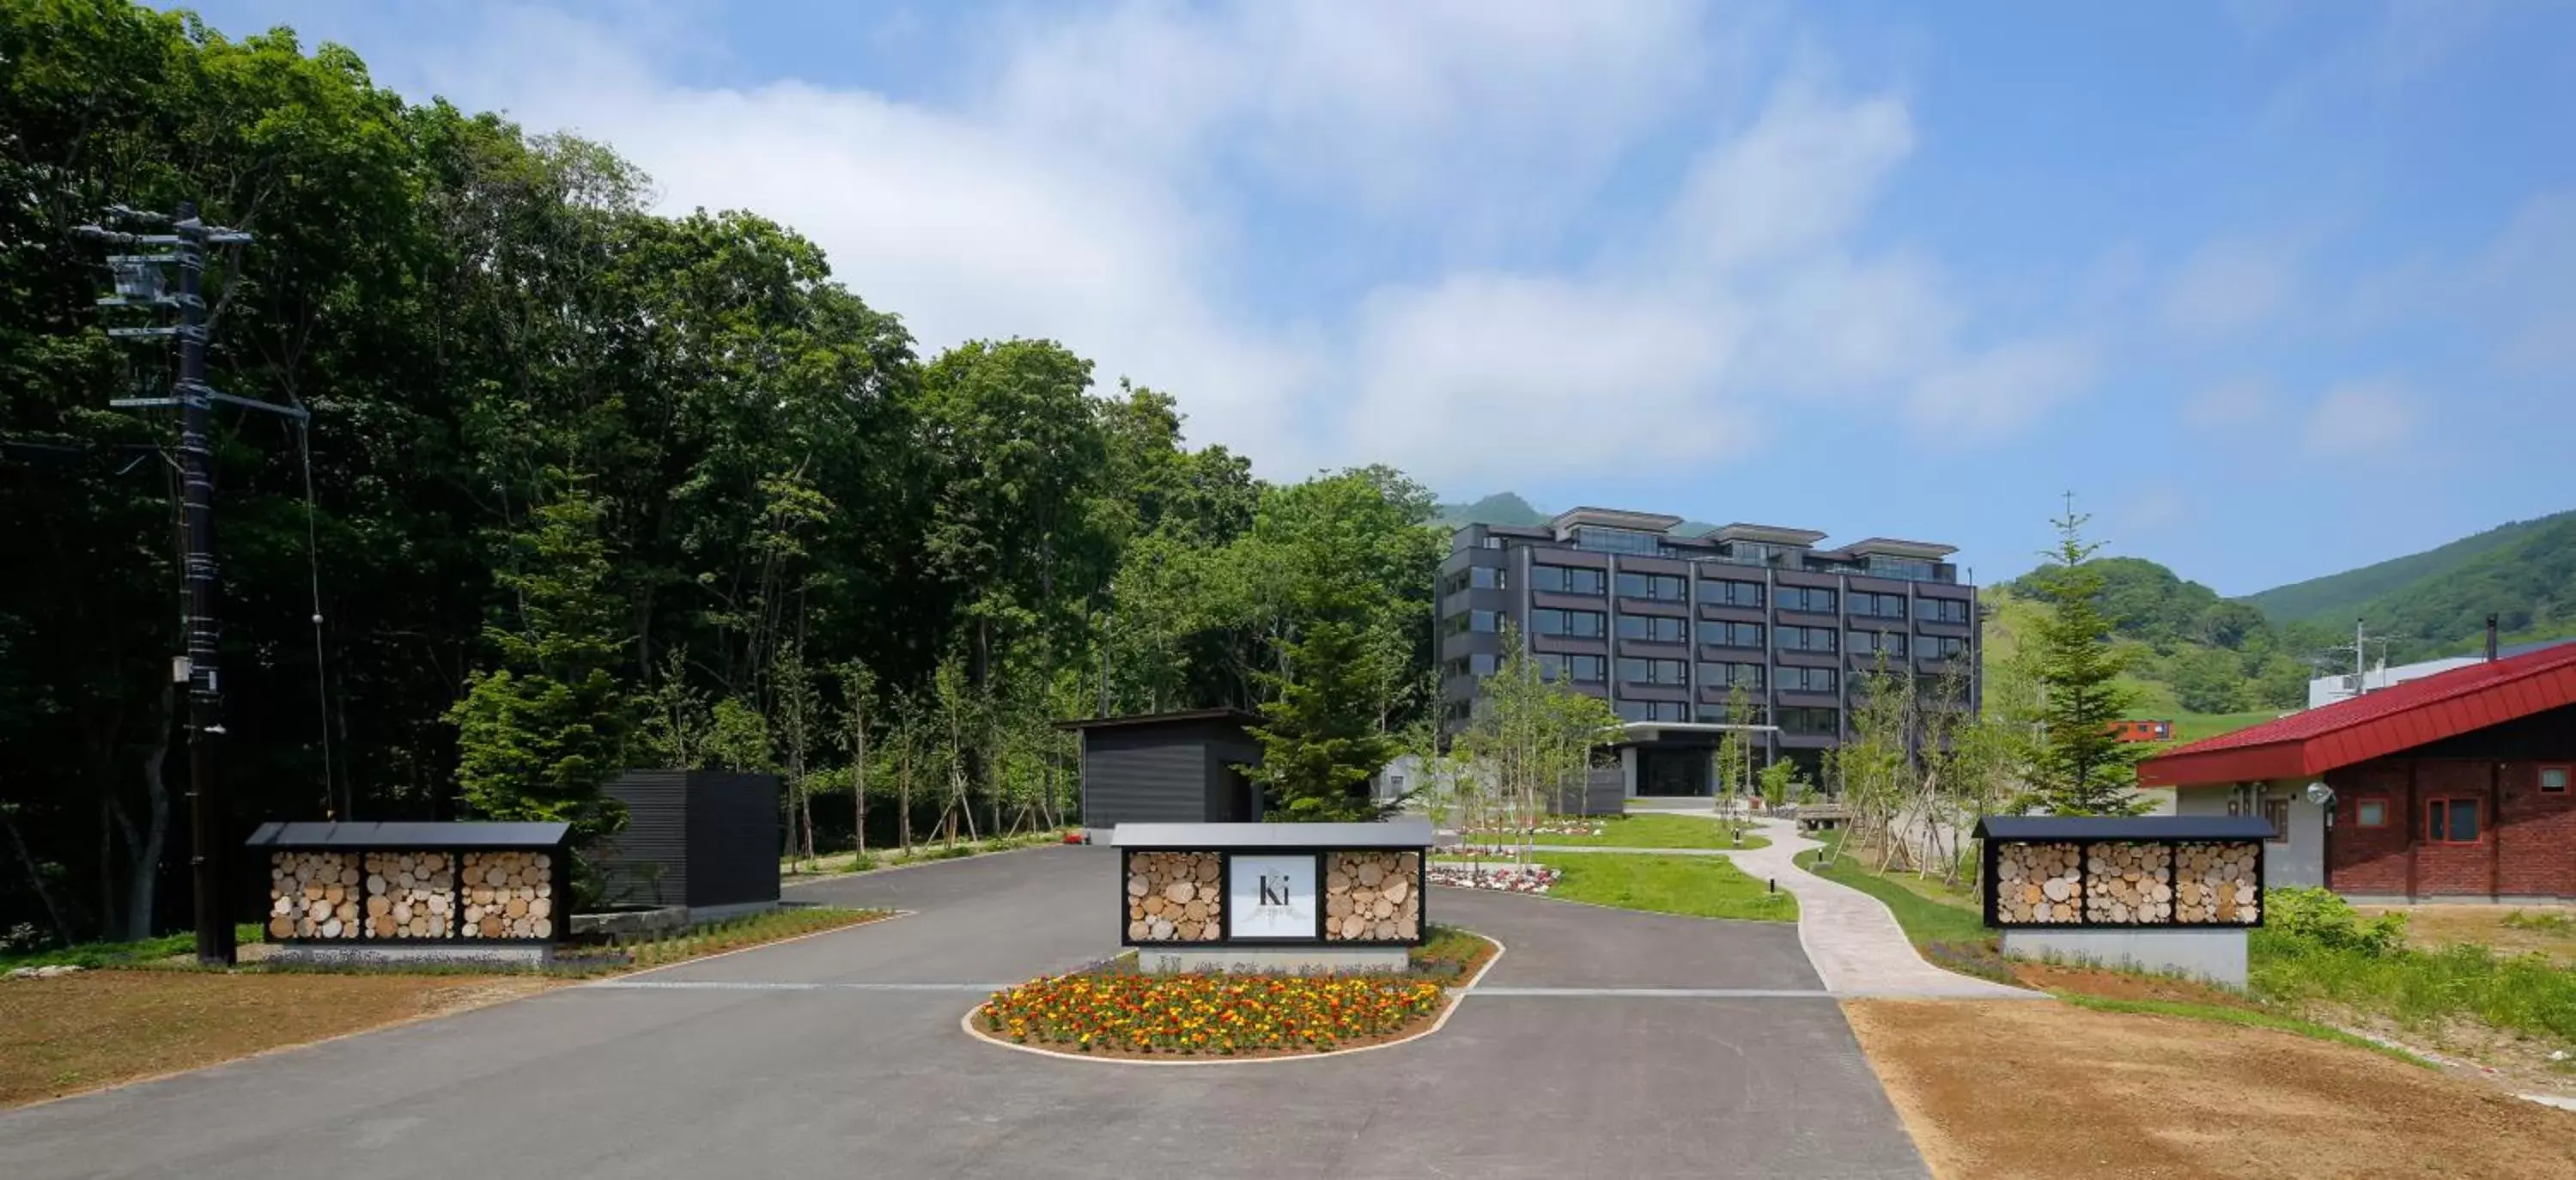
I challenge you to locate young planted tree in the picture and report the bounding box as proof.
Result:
[1246,578,1403,823]
[1456,629,1621,868]
[775,642,820,869]
[447,477,632,847]
[1819,655,1912,870]
[2027,496,2150,816]
[837,660,875,855]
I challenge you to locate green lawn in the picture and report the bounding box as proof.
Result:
[1795,847,1984,946]
[1548,853,1796,922]
[1473,813,1769,850]
[2170,709,2284,744]
[0,924,264,971]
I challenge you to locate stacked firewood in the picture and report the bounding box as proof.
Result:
[1993,842,2083,923]
[1324,851,1420,941]
[269,851,364,940]
[362,851,454,939]
[1127,851,1223,942]
[2174,842,2261,923]
[458,850,555,940]
[2081,842,2173,924]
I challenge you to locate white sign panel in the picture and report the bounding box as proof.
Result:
[1226,854,1317,940]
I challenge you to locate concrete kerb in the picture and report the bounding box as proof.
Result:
[956,930,1509,1067]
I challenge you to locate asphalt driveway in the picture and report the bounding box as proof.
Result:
[0,845,1927,1179]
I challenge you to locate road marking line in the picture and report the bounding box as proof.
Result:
[1465,987,1831,998]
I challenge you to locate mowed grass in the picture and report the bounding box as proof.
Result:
[1476,813,1770,850]
[0,923,263,971]
[1548,853,1795,921]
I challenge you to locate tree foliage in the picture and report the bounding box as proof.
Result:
[2025,499,2150,816]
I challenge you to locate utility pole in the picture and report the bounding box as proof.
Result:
[79,201,299,967]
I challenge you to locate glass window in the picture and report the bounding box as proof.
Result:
[1778,586,1838,613]
[1568,654,1606,683]
[1704,579,1764,607]
[1471,566,1506,590]
[1697,661,1764,689]
[1777,626,1838,652]
[1778,666,1838,693]
[1849,629,1908,656]
[2261,798,2291,843]
[1615,658,1686,684]
[2355,799,2387,827]
[1534,609,1605,638]
[1616,615,1686,642]
[1923,636,1968,660]
[1530,564,1606,595]
[1866,555,1938,581]
[1614,701,1649,722]
[1697,703,1769,725]
[1615,571,1686,600]
[1921,598,1970,624]
[1778,706,1840,735]
[2427,798,2482,842]
[2542,766,2569,793]
[1698,621,1764,648]
[1572,526,1664,556]
[1850,592,1907,619]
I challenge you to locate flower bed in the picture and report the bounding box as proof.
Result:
[979,972,1448,1057]
[1427,862,1558,893]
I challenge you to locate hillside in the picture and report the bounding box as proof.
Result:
[2000,559,2312,715]
[2243,508,2575,633]
[1432,491,1547,528]
[2348,512,2576,660]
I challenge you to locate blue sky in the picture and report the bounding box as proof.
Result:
[173,1,2576,593]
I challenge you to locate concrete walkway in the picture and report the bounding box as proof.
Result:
[1450,810,2039,999]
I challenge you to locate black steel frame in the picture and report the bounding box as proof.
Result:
[1118,845,1431,950]
[1981,837,2269,931]
[263,841,570,946]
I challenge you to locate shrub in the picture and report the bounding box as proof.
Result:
[2264,886,2407,956]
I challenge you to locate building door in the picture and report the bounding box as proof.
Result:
[1636,748,1710,796]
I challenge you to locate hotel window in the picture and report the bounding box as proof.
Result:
[2542,766,2570,794]
[1777,666,1838,693]
[1848,630,1908,657]
[2426,798,2482,843]
[1866,555,1938,581]
[1921,598,1971,624]
[1699,621,1764,648]
[1617,615,1686,642]
[1615,700,1687,722]
[1923,636,1968,660]
[1778,706,1841,736]
[1698,661,1764,690]
[1472,566,1505,590]
[1705,579,1764,607]
[1777,586,1838,613]
[1698,703,1770,725]
[1529,564,1607,595]
[1618,657,1686,685]
[1616,571,1686,601]
[1777,626,1838,653]
[1573,526,1664,556]
[1850,592,1907,619]
[1532,609,1606,638]
[2354,799,2388,828]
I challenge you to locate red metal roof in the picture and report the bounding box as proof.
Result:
[2136,642,2576,787]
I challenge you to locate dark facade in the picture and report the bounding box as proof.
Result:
[1061,709,1266,829]
[596,770,782,910]
[1437,508,1978,797]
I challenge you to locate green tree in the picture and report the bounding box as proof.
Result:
[2026,496,2149,816]
[1246,579,1403,823]
[447,479,631,842]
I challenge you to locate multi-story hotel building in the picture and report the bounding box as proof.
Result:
[1436,508,1978,800]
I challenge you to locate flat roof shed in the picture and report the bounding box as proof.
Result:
[1055,709,1266,830]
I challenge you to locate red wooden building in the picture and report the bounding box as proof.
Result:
[2137,643,2576,902]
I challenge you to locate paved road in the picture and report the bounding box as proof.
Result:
[0,845,1926,1180]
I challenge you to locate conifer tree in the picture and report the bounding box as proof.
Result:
[2027,496,2149,816]
[1246,579,1401,821]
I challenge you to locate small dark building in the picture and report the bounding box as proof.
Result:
[1058,709,1265,831]
[593,770,781,915]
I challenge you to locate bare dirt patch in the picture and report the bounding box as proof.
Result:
[2360,904,2576,966]
[2008,960,2252,1007]
[1,970,556,1108]
[1845,999,2576,1180]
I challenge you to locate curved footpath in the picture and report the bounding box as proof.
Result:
[1481,812,2038,999]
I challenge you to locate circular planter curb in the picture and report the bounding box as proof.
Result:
[958,932,1505,1067]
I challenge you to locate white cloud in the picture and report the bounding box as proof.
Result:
[1906,338,2098,441]
[306,0,2093,487]
[2183,379,2275,429]
[2303,380,2416,455]
[2162,239,2299,338]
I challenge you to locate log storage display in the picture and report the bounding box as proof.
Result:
[2174,842,2262,924]
[1126,851,1224,944]
[1323,851,1420,942]
[459,850,555,940]
[1974,815,2273,929]
[245,820,571,944]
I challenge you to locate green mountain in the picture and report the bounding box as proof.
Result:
[2243,508,2576,661]
[2244,509,2573,625]
[1431,492,1547,528]
[2002,558,2310,715]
